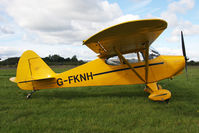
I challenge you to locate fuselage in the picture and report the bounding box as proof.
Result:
[32,55,185,90]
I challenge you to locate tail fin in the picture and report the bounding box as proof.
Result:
[15,50,56,90]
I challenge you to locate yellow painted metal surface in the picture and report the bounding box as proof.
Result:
[145,82,159,93]
[145,82,171,101]
[83,19,167,58]
[16,50,56,90]
[148,89,171,101]
[114,47,145,82]
[55,55,184,89]
[14,50,185,91]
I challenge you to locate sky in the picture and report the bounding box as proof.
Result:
[0,0,199,61]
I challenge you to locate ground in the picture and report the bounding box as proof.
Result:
[0,66,198,133]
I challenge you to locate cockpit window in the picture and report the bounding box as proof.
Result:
[105,56,120,66]
[105,47,160,66]
[105,52,144,65]
[149,47,160,59]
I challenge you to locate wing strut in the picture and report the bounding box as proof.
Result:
[137,52,141,62]
[114,47,145,83]
[145,42,149,84]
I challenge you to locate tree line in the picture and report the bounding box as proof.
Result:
[187,60,199,65]
[0,54,85,66]
[1,55,199,67]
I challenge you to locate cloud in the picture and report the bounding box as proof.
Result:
[3,0,198,61]
[0,25,14,34]
[0,0,142,60]
[130,0,152,8]
[166,20,199,42]
[0,47,20,59]
[156,47,182,56]
[0,13,15,35]
[179,21,199,35]
[2,0,139,45]
[156,46,199,61]
[161,0,195,27]
[58,46,97,60]
[167,0,194,14]
[159,0,199,43]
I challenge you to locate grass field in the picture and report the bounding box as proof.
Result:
[0,66,199,133]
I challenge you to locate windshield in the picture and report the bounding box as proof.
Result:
[148,47,160,59]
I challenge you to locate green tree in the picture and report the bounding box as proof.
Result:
[71,55,78,62]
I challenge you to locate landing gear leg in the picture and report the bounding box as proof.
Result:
[26,90,36,99]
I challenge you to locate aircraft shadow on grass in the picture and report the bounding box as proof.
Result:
[23,89,147,100]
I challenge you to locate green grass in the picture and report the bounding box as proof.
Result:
[0,66,199,133]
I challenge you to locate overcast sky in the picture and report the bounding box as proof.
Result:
[0,0,198,61]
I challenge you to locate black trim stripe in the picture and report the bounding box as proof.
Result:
[18,62,164,83]
[154,93,168,97]
[18,80,32,83]
[93,62,164,76]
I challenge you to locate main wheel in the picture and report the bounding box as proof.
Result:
[26,94,31,99]
[165,98,170,103]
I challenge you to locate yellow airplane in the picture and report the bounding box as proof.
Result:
[10,19,188,102]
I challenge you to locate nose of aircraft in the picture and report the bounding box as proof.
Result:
[166,56,185,76]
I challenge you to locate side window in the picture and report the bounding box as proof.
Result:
[105,47,160,65]
[105,52,144,66]
[105,56,121,65]
[124,53,140,63]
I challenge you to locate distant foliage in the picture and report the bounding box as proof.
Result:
[0,57,19,66]
[0,54,85,66]
[43,54,65,63]
[43,54,85,65]
[187,60,199,65]
[1,55,199,67]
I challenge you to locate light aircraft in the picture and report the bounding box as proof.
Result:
[10,19,188,102]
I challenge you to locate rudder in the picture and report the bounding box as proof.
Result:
[16,50,56,90]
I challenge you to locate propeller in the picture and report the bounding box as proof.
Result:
[181,31,188,78]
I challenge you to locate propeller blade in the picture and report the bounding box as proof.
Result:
[181,31,188,79]
[181,31,187,60]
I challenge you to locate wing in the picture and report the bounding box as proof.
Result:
[83,19,167,58]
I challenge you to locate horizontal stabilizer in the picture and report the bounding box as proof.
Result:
[17,77,55,83]
[9,77,17,83]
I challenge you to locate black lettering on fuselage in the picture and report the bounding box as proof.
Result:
[57,78,63,86]
[69,72,93,84]
[73,75,80,83]
[58,72,93,85]
[80,73,86,81]
[87,72,93,80]
[68,76,73,84]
